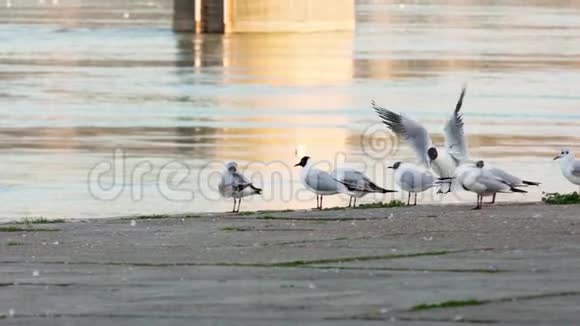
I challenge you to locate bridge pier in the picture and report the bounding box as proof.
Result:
[173,0,355,33]
[173,0,197,32]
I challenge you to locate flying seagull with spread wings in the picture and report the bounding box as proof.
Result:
[373,86,468,192]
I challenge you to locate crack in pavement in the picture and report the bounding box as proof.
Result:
[0,248,494,269]
[341,291,580,322]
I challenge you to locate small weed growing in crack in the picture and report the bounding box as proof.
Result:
[221,226,251,232]
[0,227,58,232]
[6,241,25,246]
[256,215,276,220]
[411,299,485,311]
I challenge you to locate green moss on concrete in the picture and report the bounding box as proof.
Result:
[5,241,25,246]
[0,227,58,232]
[356,200,406,209]
[18,217,65,224]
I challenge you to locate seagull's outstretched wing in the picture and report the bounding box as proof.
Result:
[372,101,433,165]
[444,85,468,163]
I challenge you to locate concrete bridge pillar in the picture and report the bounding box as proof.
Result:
[202,0,225,33]
[174,0,355,33]
[173,0,197,32]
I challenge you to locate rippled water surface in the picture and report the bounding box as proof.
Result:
[1,0,580,219]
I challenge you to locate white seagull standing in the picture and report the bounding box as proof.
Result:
[554,148,580,189]
[295,156,345,209]
[455,161,527,210]
[332,168,397,208]
[388,162,447,206]
[218,162,262,213]
[373,86,468,193]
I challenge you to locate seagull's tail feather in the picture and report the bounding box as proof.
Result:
[250,185,262,195]
[235,184,251,192]
[510,187,528,194]
[332,178,359,192]
[522,180,541,186]
[363,178,396,193]
[370,183,397,194]
[435,177,454,185]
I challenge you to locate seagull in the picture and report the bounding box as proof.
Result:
[218,162,262,213]
[388,162,447,206]
[295,156,345,209]
[331,168,397,207]
[455,160,527,210]
[554,148,580,189]
[484,166,540,203]
[373,86,468,193]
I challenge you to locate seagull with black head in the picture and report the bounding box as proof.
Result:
[294,156,345,209]
[373,86,468,193]
[388,161,446,206]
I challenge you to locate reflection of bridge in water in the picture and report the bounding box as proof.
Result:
[173,0,355,33]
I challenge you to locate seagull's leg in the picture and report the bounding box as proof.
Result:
[320,196,324,209]
[472,195,481,210]
[353,197,357,208]
[316,195,319,209]
[414,193,418,206]
[348,196,352,208]
[407,192,411,206]
[232,199,237,213]
[488,193,496,204]
[237,198,242,213]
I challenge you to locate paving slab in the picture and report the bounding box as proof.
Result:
[1,203,579,325]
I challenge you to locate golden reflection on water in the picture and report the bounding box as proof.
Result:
[172,31,355,163]
[223,33,354,86]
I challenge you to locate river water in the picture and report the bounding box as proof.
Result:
[1,0,579,219]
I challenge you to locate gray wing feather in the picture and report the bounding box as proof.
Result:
[372,101,433,165]
[335,170,364,189]
[400,170,434,189]
[488,167,522,186]
[232,172,252,190]
[336,170,381,192]
[444,86,468,162]
[306,170,341,193]
[478,170,512,192]
[572,161,580,177]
